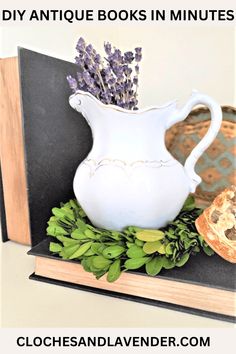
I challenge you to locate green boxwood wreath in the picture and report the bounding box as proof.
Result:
[47,196,214,282]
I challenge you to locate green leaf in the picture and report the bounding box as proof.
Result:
[165,231,177,240]
[175,241,179,250]
[76,219,88,233]
[48,216,57,223]
[107,260,121,282]
[188,232,199,239]
[46,225,68,236]
[91,243,103,255]
[71,229,87,240]
[136,230,165,242]
[127,245,146,258]
[126,226,141,235]
[202,246,214,256]
[143,241,166,255]
[49,242,63,253]
[56,235,79,246]
[81,258,93,272]
[193,245,200,253]
[94,269,108,279]
[102,245,125,259]
[126,242,134,248]
[98,245,106,253]
[124,257,150,270]
[86,256,102,272]
[156,242,166,255]
[63,213,74,222]
[110,231,122,240]
[83,249,96,256]
[84,229,97,239]
[69,241,93,259]
[198,235,205,247]
[59,244,80,259]
[91,256,112,270]
[78,209,87,218]
[98,244,106,254]
[69,199,79,210]
[184,239,197,249]
[165,242,175,255]
[52,207,67,218]
[57,217,73,226]
[87,224,102,234]
[145,257,163,276]
[162,257,175,269]
[135,239,144,247]
[181,195,195,211]
[52,207,74,221]
[183,239,191,249]
[176,253,190,267]
[124,235,134,242]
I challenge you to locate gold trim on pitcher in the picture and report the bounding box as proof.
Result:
[82,158,178,176]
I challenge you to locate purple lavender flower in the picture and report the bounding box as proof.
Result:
[108,76,116,85]
[113,49,123,63]
[133,76,138,85]
[86,44,94,55]
[94,54,101,64]
[66,75,78,92]
[100,91,111,104]
[77,72,84,83]
[102,68,115,87]
[67,37,142,110]
[83,71,94,87]
[84,53,92,66]
[123,65,132,76]
[75,56,84,67]
[135,53,142,62]
[76,37,86,52]
[92,62,100,72]
[104,42,112,55]
[124,51,134,64]
[124,80,132,91]
[101,67,111,79]
[90,85,100,97]
[135,64,139,74]
[135,47,142,62]
[112,65,124,79]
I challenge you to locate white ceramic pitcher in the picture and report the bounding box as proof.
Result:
[69,90,222,230]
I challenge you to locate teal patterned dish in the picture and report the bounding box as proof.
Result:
[166,106,236,206]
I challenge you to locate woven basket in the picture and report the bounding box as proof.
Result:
[165,106,236,207]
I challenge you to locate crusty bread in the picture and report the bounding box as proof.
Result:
[195,185,236,263]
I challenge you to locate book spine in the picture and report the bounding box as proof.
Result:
[0,165,8,242]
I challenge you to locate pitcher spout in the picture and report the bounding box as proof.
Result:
[69,90,104,125]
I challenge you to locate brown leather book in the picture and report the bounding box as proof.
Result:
[0,56,31,245]
[28,238,236,322]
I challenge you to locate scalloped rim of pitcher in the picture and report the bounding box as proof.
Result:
[69,90,178,114]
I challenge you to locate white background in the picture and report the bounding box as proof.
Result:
[0,25,235,108]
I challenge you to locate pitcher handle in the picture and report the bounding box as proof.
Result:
[166,90,222,192]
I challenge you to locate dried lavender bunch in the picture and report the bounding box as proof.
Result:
[67,37,142,110]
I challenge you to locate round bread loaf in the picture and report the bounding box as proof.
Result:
[195,185,236,263]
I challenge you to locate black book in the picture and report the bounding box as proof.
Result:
[28,237,235,322]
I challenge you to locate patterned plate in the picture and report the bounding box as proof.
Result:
[165,106,236,207]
